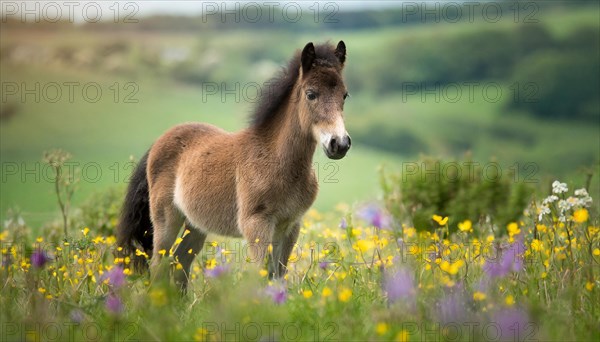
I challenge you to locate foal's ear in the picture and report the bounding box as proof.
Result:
[301,42,316,75]
[335,40,346,66]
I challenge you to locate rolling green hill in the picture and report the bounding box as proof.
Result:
[1,4,598,227]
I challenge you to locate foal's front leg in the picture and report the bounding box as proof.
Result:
[173,224,207,291]
[149,201,184,283]
[239,214,275,270]
[268,222,300,278]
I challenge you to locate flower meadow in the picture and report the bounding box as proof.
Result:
[1,180,599,341]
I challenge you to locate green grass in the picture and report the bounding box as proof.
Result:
[1,180,598,341]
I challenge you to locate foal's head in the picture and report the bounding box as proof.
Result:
[297,41,351,160]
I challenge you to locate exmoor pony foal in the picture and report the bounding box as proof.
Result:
[116,41,351,288]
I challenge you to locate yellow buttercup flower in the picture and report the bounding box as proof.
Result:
[505,295,515,306]
[194,328,209,342]
[395,330,409,342]
[302,290,313,298]
[375,322,388,336]
[572,208,588,223]
[135,249,149,258]
[458,220,473,233]
[322,287,333,298]
[338,288,352,302]
[353,239,373,253]
[440,259,464,275]
[530,239,543,252]
[536,224,547,233]
[433,215,448,226]
[507,222,521,236]
[473,291,486,301]
[585,281,595,291]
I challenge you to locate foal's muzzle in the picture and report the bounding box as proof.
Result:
[325,135,351,160]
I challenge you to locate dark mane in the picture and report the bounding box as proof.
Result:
[250,42,342,129]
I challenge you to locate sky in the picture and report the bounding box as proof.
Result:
[139,1,406,16]
[1,1,410,23]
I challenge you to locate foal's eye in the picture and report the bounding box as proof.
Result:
[306,91,318,101]
[343,92,350,100]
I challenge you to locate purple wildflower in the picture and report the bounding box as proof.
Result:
[105,294,123,314]
[204,264,229,278]
[493,308,530,341]
[214,246,227,263]
[384,267,416,304]
[339,218,348,229]
[265,284,287,305]
[484,240,525,278]
[103,266,126,288]
[319,261,328,270]
[438,294,462,324]
[70,309,85,323]
[436,285,468,325]
[356,203,391,229]
[2,254,13,268]
[30,249,50,268]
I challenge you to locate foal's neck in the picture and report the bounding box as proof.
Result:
[259,98,316,170]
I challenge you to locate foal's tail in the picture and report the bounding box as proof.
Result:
[116,150,153,272]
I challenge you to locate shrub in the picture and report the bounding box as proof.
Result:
[76,186,125,237]
[381,156,534,234]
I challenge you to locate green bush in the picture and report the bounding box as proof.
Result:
[76,186,125,237]
[381,156,533,234]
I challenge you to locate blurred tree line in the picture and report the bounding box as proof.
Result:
[2,1,598,122]
[351,24,599,122]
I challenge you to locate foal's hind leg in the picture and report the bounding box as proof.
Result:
[268,222,300,278]
[173,223,207,291]
[149,200,185,282]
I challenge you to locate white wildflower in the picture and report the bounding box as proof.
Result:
[573,188,593,207]
[542,195,559,205]
[557,199,571,212]
[538,206,551,222]
[552,181,568,194]
[581,197,593,207]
